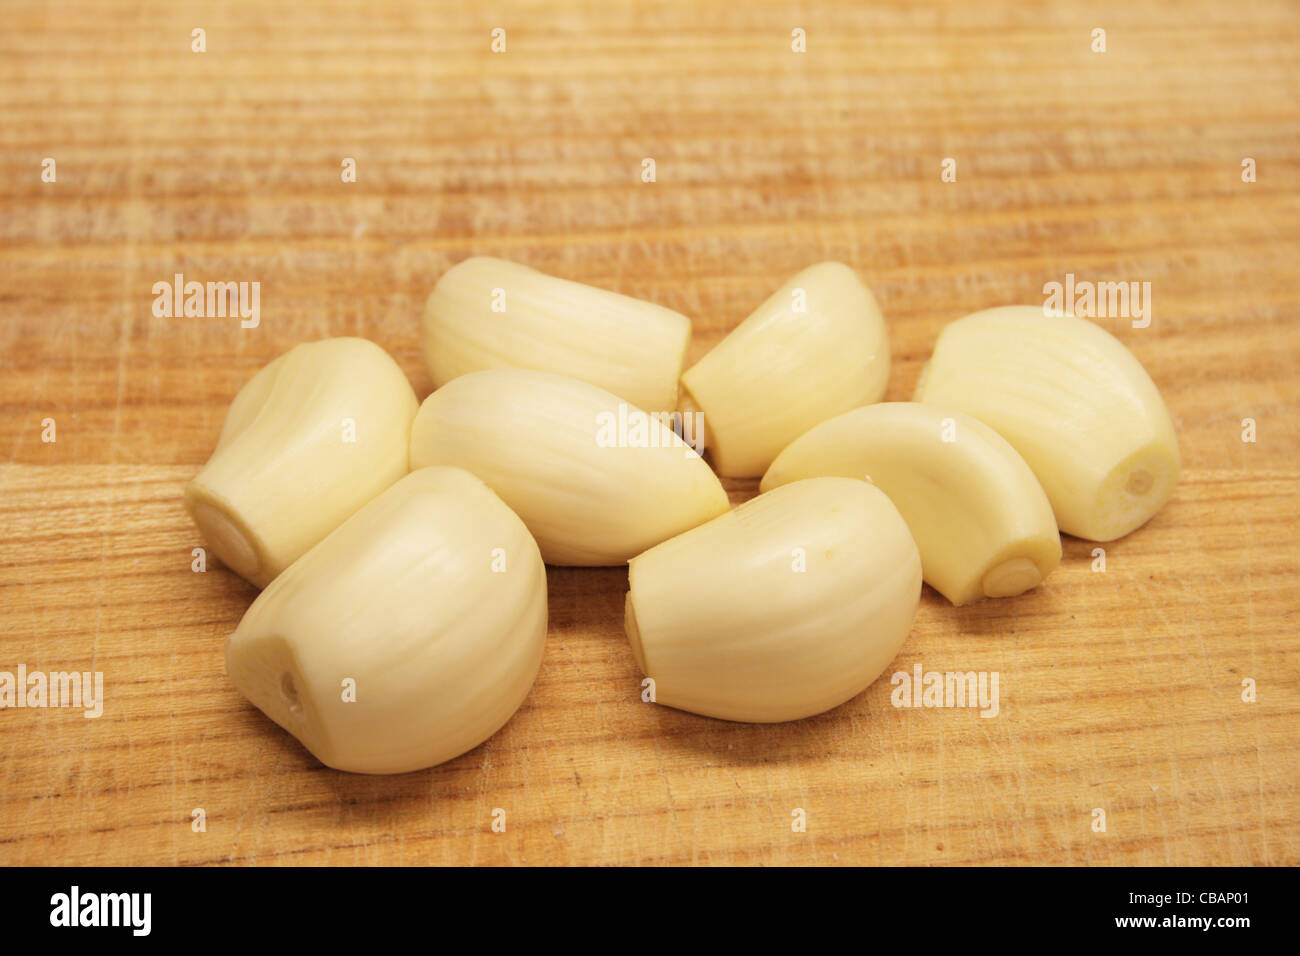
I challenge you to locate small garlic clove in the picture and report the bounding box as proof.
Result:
[625,477,921,722]
[679,262,889,477]
[409,368,730,566]
[762,402,1061,605]
[226,467,548,774]
[915,306,1181,541]
[185,337,418,588]
[422,256,693,413]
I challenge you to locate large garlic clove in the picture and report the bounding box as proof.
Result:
[679,262,889,477]
[409,368,730,566]
[915,306,1180,541]
[226,466,548,775]
[185,338,418,588]
[422,256,693,413]
[762,402,1061,605]
[625,477,921,723]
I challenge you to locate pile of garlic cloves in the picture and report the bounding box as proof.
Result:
[190,257,1179,773]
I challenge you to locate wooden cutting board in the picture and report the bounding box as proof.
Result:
[2,0,1297,866]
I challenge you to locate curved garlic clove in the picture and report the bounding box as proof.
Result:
[185,337,418,587]
[625,477,921,722]
[422,256,693,413]
[915,306,1180,541]
[679,262,889,477]
[226,466,548,775]
[762,402,1061,605]
[409,368,730,566]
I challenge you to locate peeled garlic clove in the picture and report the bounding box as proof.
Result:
[625,477,921,722]
[185,337,418,588]
[762,402,1061,605]
[679,262,889,477]
[226,466,548,774]
[915,306,1180,541]
[409,368,730,566]
[422,256,693,413]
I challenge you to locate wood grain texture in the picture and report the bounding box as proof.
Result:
[1,0,1297,866]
